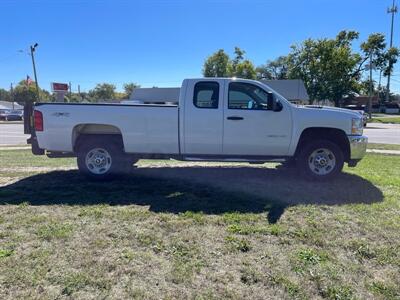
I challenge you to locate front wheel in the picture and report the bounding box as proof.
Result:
[77,136,131,180]
[297,140,344,181]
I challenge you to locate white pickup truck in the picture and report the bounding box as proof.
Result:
[26,78,367,180]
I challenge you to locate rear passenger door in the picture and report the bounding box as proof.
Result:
[183,80,225,155]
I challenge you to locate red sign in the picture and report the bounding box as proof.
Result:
[51,82,69,92]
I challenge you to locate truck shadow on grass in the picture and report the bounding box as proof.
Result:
[0,166,383,223]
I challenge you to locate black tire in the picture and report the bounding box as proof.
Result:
[76,135,130,180]
[297,139,344,181]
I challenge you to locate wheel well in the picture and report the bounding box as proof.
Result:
[72,124,124,152]
[294,127,350,161]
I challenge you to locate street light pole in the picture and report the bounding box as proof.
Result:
[385,0,397,102]
[30,43,40,101]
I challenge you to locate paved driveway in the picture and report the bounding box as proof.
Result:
[0,122,399,146]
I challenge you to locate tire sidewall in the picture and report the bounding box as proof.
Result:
[297,140,344,181]
[77,137,126,180]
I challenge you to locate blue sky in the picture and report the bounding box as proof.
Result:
[1,0,399,93]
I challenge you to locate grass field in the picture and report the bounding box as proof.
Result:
[370,116,400,124]
[0,150,399,299]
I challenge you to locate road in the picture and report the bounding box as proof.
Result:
[364,123,400,145]
[0,122,399,146]
[0,123,29,145]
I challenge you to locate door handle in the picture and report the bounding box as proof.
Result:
[227,116,244,120]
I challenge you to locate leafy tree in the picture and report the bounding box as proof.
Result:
[13,80,51,103]
[114,92,127,100]
[203,47,256,79]
[383,47,399,77]
[228,47,256,79]
[256,56,288,80]
[229,47,245,74]
[88,83,116,100]
[64,93,83,103]
[123,82,141,99]
[202,49,230,77]
[0,88,11,102]
[360,33,387,95]
[359,34,398,102]
[358,79,377,95]
[233,59,256,79]
[287,30,362,106]
[360,33,386,65]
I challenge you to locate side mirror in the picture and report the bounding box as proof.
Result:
[267,92,274,109]
[267,92,282,111]
[275,101,283,112]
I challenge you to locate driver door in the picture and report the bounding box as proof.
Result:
[222,81,292,156]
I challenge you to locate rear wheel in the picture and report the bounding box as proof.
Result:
[297,140,344,180]
[77,136,131,180]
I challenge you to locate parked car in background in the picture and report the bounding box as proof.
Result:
[0,109,24,121]
[0,109,7,120]
[344,105,368,127]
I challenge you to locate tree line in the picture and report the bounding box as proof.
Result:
[202,30,399,106]
[0,81,141,104]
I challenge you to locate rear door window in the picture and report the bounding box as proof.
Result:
[193,82,219,109]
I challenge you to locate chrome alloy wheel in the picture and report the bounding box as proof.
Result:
[308,148,336,176]
[85,148,112,175]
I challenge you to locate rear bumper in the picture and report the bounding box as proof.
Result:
[348,135,368,160]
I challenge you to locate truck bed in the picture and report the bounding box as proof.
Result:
[34,102,179,154]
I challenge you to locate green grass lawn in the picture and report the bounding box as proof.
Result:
[368,143,400,151]
[370,116,400,124]
[0,150,399,299]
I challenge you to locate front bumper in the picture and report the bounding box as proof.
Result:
[348,135,368,160]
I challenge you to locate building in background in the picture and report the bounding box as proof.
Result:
[128,80,310,105]
[260,79,309,104]
[129,88,180,104]
[0,101,24,110]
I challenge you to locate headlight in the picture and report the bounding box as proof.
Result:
[351,118,363,135]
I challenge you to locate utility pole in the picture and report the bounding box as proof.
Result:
[386,0,397,102]
[10,83,14,109]
[30,43,40,101]
[368,52,373,118]
[69,82,72,102]
[78,84,81,101]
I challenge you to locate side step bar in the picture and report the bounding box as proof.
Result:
[47,152,76,158]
